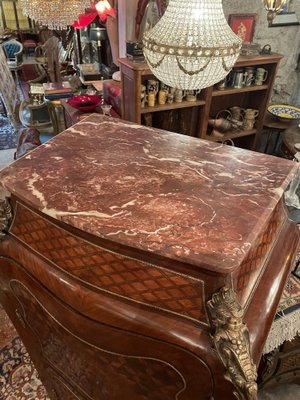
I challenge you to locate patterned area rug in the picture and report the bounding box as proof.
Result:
[1,263,300,398]
[21,64,45,82]
[263,251,300,354]
[0,305,17,351]
[0,336,49,400]
[0,114,17,150]
[0,304,49,399]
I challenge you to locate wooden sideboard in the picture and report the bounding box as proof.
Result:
[0,114,299,400]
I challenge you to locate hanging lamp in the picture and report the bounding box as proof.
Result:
[18,0,92,30]
[262,0,287,25]
[143,0,242,90]
[95,0,116,22]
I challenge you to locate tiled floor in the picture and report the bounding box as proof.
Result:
[0,148,16,170]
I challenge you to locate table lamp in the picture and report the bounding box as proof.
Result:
[89,27,107,74]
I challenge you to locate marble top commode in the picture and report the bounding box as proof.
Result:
[1,113,300,400]
[0,114,298,273]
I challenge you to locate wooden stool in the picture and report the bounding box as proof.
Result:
[22,39,37,57]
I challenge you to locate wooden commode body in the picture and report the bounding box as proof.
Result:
[0,114,299,399]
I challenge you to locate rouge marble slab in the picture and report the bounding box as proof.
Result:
[0,114,298,273]
[0,114,299,399]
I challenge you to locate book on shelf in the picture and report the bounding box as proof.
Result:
[43,81,72,94]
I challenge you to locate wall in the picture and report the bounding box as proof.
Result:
[223,0,300,104]
[125,0,139,41]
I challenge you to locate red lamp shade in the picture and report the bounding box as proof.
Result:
[72,12,97,29]
[95,0,116,22]
[72,0,116,29]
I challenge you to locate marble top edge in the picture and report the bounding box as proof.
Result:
[0,114,297,272]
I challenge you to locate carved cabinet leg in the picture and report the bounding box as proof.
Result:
[0,198,12,240]
[207,287,258,400]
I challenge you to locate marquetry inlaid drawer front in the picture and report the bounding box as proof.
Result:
[10,203,207,325]
[232,201,285,306]
[7,278,212,400]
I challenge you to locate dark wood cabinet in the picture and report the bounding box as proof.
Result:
[1,256,211,400]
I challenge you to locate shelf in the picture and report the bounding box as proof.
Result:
[205,129,257,142]
[212,85,268,97]
[141,99,206,113]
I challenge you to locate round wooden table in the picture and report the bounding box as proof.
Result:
[281,121,300,159]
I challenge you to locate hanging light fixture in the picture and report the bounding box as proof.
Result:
[143,0,242,90]
[95,0,116,22]
[18,0,92,30]
[262,0,287,25]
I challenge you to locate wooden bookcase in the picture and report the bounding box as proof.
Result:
[119,53,282,151]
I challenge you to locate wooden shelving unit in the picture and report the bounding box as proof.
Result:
[119,53,282,151]
[212,84,268,97]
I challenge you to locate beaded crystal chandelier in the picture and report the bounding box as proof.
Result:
[18,0,92,30]
[262,0,287,25]
[143,0,242,90]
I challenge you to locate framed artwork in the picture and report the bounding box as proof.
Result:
[270,12,299,27]
[228,14,257,44]
[279,0,290,13]
[270,0,299,26]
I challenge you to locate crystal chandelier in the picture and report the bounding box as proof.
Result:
[143,0,242,90]
[18,0,92,30]
[262,0,287,25]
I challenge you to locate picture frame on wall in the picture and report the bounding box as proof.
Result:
[270,12,299,26]
[228,13,257,44]
[279,0,290,13]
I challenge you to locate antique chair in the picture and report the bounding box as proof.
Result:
[35,36,69,83]
[2,39,24,84]
[19,97,60,139]
[22,39,37,57]
[19,31,38,57]
[19,99,52,129]
[2,39,23,65]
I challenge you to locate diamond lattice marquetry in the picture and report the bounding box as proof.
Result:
[10,204,207,324]
[233,203,284,304]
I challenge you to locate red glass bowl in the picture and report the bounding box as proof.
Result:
[68,95,102,112]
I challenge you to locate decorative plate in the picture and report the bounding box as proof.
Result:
[268,104,300,121]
